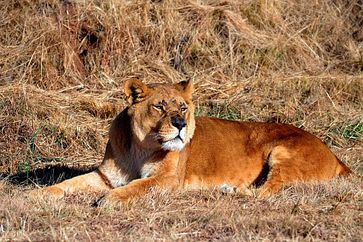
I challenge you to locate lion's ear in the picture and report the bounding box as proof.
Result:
[124,79,150,104]
[175,80,193,99]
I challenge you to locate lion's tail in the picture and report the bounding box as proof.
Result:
[335,156,353,177]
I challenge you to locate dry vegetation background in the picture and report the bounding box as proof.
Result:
[0,0,362,241]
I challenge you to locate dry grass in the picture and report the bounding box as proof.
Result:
[0,0,362,241]
[0,177,362,241]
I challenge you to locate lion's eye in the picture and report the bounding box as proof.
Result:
[181,107,188,112]
[153,105,163,111]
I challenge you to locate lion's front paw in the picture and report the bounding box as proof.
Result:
[95,190,132,207]
[29,186,65,200]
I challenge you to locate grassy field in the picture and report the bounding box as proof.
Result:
[1,178,362,241]
[1,0,362,241]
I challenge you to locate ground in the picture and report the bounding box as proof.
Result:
[1,177,362,241]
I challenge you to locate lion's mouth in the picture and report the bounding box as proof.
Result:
[174,135,184,142]
[159,134,184,144]
[157,131,186,151]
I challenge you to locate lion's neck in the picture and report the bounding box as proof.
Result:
[124,142,156,165]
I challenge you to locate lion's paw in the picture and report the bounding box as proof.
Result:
[29,186,65,200]
[95,190,132,207]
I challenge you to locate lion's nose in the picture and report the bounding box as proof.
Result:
[171,116,186,130]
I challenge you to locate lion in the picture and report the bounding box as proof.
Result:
[31,79,352,204]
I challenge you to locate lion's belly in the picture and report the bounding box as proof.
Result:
[183,117,266,189]
[183,154,263,189]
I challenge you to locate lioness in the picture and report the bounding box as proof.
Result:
[32,79,352,204]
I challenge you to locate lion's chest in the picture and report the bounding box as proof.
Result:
[140,162,159,178]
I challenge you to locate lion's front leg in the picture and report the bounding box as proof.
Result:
[99,175,178,205]
[99,151,185,205]
[98,151,185,204]
[30,170,112,199]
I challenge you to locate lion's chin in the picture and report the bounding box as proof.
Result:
[161,138,185,151]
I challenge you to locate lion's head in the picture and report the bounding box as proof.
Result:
[124,79,195,151]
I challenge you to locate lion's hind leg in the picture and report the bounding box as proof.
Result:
[255,146,300,198]
[256,166,284,198]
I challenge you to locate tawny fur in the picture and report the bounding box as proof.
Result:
[30,80,352,204]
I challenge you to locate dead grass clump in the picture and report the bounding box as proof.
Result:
[1,0,362,89]
[80,98,119,119]
[0,176,362,241]
[0,84,126,173]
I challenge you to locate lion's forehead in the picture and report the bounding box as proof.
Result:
[149,90,187,105]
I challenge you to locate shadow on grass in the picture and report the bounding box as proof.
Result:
[0,164,98,186]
